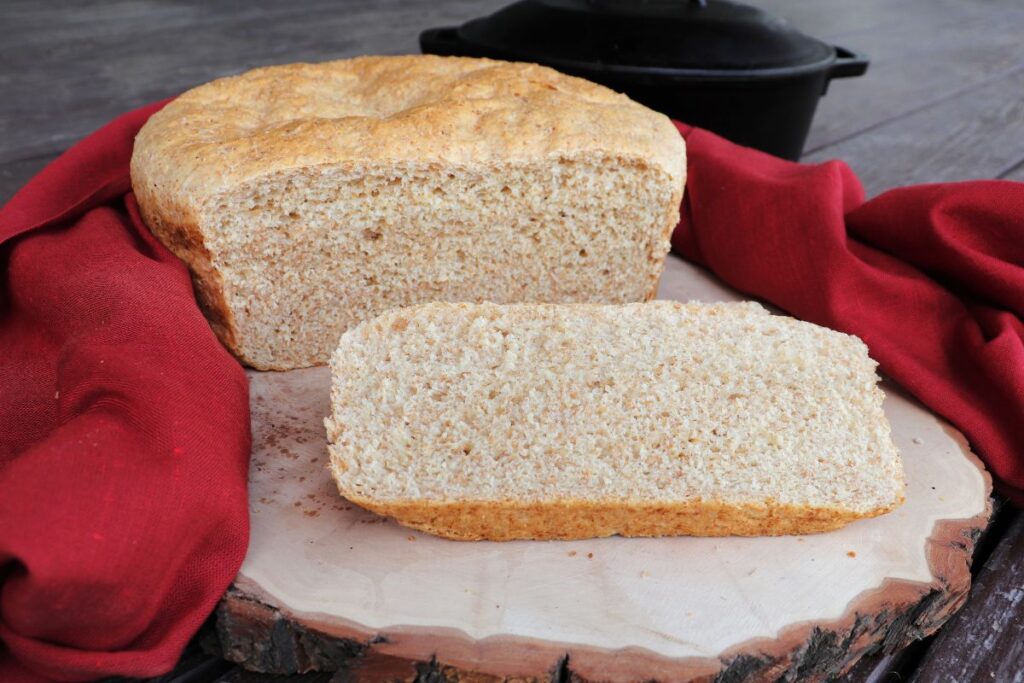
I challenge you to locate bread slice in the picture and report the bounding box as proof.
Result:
[130,55,686,370]
[325,301,905,541]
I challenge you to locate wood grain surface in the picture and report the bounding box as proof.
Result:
[758,0,1024,156]
[909,511,1024,683]
[5,1,1021,682]
[3,0,1024,202]
[206,256,990,683]
[0,0,506,202]
[803,66,1024,195]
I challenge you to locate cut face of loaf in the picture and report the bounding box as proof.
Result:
[130,56,686,370]
[326,301,905,541]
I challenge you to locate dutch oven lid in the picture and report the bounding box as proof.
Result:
[435,0,836,74]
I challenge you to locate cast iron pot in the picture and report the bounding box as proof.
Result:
[421,0,868,160]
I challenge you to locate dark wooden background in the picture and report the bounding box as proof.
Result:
[3,0,1024,204]
[2,1,1022,681]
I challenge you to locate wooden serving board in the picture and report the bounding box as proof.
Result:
[213,256,991,682]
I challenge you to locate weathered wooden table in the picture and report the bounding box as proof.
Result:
[3,1,1021,681]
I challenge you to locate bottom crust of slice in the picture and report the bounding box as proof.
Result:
[341,494,902,541]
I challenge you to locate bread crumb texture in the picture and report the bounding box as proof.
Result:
[326,301,906,540]
[130,55,686,369]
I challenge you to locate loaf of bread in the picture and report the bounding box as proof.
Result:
[131,55,686,370]
[325,301,905,541]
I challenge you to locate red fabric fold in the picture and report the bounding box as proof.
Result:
[0,103,1020,682]
[672,122,1024,504]
[0,103,251,681]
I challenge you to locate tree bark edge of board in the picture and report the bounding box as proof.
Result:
[209,489,991,683]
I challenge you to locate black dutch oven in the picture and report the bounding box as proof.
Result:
[421,0,869,160]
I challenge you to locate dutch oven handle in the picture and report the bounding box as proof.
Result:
[829,46,870,79]
[420,27,465,57]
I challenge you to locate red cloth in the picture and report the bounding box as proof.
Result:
[673,122,1024,504]
[1,103,1021,681]
[0,102,250,681]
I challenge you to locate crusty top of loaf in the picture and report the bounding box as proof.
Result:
[131,55,686,203]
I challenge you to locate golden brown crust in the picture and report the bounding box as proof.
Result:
[340,494,902,541]
[132,55,684,199]
[132,173,242,357]
[646,158,686,302]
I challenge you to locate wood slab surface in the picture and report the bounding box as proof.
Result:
[4,2,1018,681]
[213,256,990,682]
